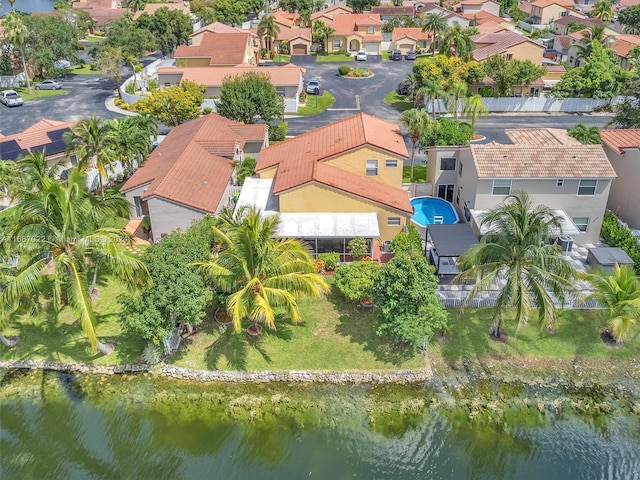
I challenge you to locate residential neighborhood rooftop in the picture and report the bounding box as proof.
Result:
[505,128,582,146]
[157,64,305,87]
[470,31,544,61]
[174,32,253,65]
[601,129,640,154]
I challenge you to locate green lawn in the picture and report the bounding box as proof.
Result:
[272,54,291,63]
[83,34,105,43]
[297,91,336,116]
[381,51,390,61]
[316,53,354,62]
[403,165,427,183]
[63,64,97,75]
[16,87,68,101]
[384,90,414,112]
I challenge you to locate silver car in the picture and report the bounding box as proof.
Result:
[306,79,321,94]
[35,79,63,90]
[0,90,24,107]
[355,51,367,61]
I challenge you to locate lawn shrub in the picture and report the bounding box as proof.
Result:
[338,65,351,75]
[334,261,382,301]
[318,252,340,271]
[601,211,640,274]
[269,121,288,141]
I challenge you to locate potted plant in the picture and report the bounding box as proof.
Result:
[348,237,369,262]
[214,304,234,326]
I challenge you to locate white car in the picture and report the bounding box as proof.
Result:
[0,90,24,107]
[355,51,367,61]
[35,79,64,90]
[306,79,321,94]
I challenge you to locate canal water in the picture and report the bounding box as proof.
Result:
[0,0,56,17]
[1,370,639,479]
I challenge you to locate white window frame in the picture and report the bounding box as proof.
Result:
[387,217,401,226]
[333,40,341,49]
[385,159,398,168]
[572,217,589,232]
[556,179,564,187]
[276,86,286,96]
[577,179,597,196]
[367,26,375,34]
[492,179,512,195]
[440,158,456,171]
[366,159,378,176]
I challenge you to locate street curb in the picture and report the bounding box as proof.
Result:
[104,97,138,116]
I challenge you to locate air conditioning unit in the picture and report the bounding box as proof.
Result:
[382,240,392,253]
[557,235,573,252]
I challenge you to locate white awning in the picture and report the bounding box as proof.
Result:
[276,212,380,238]
[236,177,276,213]
[469,209,582,236]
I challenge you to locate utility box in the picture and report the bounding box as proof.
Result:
[586,247,635,272]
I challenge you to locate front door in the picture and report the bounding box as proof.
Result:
[437,184,455,202]
[134,196,143,218]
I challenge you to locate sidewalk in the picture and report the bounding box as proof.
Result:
[105,97,138,116]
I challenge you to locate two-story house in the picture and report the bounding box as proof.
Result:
[601,129,640,229]
[120,114,268,241]
[453,0,501,17]
[239,112,411,260]
[426,128,617,244]
[174,32,257,66]
[391,28,431,53]
[610,35,640,69]
[325,13,384,54]
[470,30,545,64]
[526,0,576,25]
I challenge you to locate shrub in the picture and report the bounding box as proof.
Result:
[142,343,163,365]
[601,212,640,274]
[269,121,288,142]
[314,259,325,273]
[299,91,307,103]
[390,225,423,256]
[334,261,382,301]
[202,107,213,114]
[348,237,369,261]
[318,252,340,271]
[148,78,158,91]
[338,65,351,76]
[234,156,257,185]
[125,81,135,94]
[478,86,496,97]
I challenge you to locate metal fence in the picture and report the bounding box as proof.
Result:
[435,289,602,309]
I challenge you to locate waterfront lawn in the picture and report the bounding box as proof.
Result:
[403,165,427,183]
[384,91,413,112]
[297,92,336,116]
[436,309,640,360]
[0,277,144,366]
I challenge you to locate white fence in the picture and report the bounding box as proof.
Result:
[0,73,27,89]
[162,328,181,355]
[426,96,625,114]
[118,58,167,105]
[435,288,601,309]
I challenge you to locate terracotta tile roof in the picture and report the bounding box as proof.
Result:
[552,14,602,26]
[545,65,566,72]
[470,31,543,61]
[327,13,383,37]
[310,5,353,20]
[475,21,507,33]
[601,129,640,154]
[531,0,574,8]
[276,26,312,42]
[459,0,500,6]
[371,6,417,15]
[392,27,431,42]
[618,0,640,9]
[470,144,616,178]
[255,112,408,173]
[157,64,304,87]
[133,2,189,20]
[191,22,243,36]
[175,32,252,65]
[554,34,571,49]
[518,1,534,14]
[610,35,640,58]
[121,114,267,212]
[0,119,75,158]
[272,11,299,28]
[505,128,582,146]
[462,10,505,24]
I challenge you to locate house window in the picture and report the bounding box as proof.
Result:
[69,154,78,166]
[505,53,513,60]
[276,87,286,96]
[385,159,398,167]
[572,217,589,232]
[577,179,597,195]
[133,196,143,218]
[387,217,401,226]
[333,40,341,49]
[164,83,171,88]
[440,158,456,170]
[366,159,378,176]
[367,26,375,34]
[458,161,463,176]
[492,179,512,195]
[556,179,564,187]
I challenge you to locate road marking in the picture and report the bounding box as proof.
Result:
[327,108,361,111]
[355,95,360,109]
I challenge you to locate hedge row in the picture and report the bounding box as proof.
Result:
[600,211,640,274]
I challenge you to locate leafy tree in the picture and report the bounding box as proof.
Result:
[551,41,631,98]
[3,12,31,94]
[347,0,380,13]
[102,16,157,59]
[125,0,146,13]
[257,14,281,57]
[135,81,205,126]
[611,46,640,128]
[334,261,382,301]
[193,207,329,333]
[2,168,148,354]
[508,6,525,22]
[312,20,335,52]
[583,263,640,344]
[382,15,421,33]
[190,0,261,26]
[440,22,474,61]
[400,108,436,182]
[484,55,547,96]
[217,72,285,124]
[390,224,423,256]
[135,8,193,56]
[119,218,216,345]
[567,123,601,144]
[422,118,474,147]
[96,46,124,82]
[619,4,640,34]
[422,13,448,54]
[233,156,257,186]
[591,0,614,22]
[455,192,577,337]
[413,54,484,90]
[574,25,611,62]
[462,94,488,128]
[567,21,588,33]
[372,254,449,349]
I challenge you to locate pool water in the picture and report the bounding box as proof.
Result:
[410,196,459,226]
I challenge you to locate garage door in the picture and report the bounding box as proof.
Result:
[399,43,413,53]
[364,43,379,54]
[292,44,307,55]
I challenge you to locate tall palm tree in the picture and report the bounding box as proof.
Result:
[107,116,155,173]
[3,12,32,94]
[591,0,614,22]
[257,15,281,58]
[16,149,65,192]
[583,263,640,344]
[575,28,610,61]
[421,13,448,55]
[2,168,149,354]
[63,115,117,197]
[446,81,467,121]
[125,0,146,13]
[419,77,446,117]
[462,94,488,129]
[455,192,577,337]
[194,207,329,333]
[567,123,601,144]
[440,22,474,61]
[400,108,436,183]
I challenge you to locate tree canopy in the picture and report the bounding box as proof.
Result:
[484,55,547,96]
[135,81,206,126]
[421,118,474,147]
[413,55,485,90]
[134,8,193,56]
[620,4,640,34]
[217,72,285,124]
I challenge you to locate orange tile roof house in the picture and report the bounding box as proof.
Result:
[323,13,384,54]
[391,28,431,53]
[426,129,616,243]
[175,32,257,66]
[601,129,640,229]
[610,35,640,69]
[453,0,501,16]
[120,114,268,241]
[470,30,545,63]
[238,113,411,260]
[526,0,576,25]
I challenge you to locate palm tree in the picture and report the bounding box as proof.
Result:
[419,77,446,118]
[257,15,281,58]
[63,115,117,197]
[125,0,146,13]
[591,0,614,22]
[583,263,640,344]
[440,22,474,61]
[446,81,467,121]
[455,192,577,338]
[3,169,149,353]
[575,29,610,61]
[16,149,65,192]
[400,108,436,183]
[194,207,329,333]
[107,116,156,174]
[3,12,32,95]
[462,94,488,129]
[567,123,601,144]
[421,13,448,55]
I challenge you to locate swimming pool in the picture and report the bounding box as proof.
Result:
[410,196,459,227]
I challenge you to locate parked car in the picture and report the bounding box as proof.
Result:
[405,51,417,60]
[35,79,63,90]
[390,50,402,61]
[306,79,321,94]
[355,50,367,61]
[0,90,24,107]
[396,81,411,96]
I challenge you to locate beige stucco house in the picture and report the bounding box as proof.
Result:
[601,129,640,229]
[471,30,545,63]
[175,32,257,66]
[426,128,616,244]
[323,13,384,54]
[453,0,501,16]
[391,28,431,53]
[527,0,575,25]
[120,114,268,241]
[240,113,411,260]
